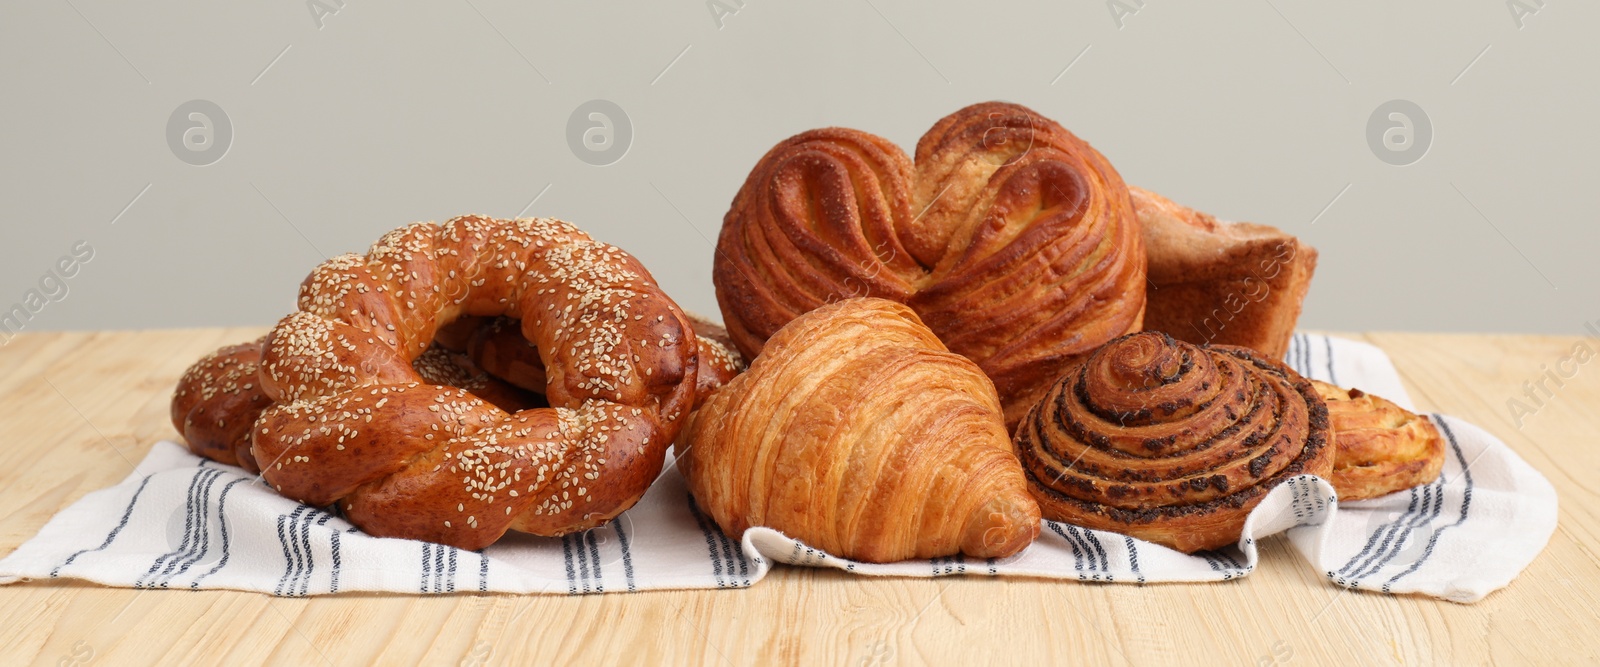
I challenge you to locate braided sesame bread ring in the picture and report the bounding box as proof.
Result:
[173,318,739,490]
[173,310,737,478]
[234,215,704,549]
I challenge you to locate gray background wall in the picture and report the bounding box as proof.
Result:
[2,0,1595,336]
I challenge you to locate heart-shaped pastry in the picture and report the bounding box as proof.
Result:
[715,101,1146,427]
[679,297,1041,563]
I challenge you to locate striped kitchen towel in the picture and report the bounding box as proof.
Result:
[0,334,1557,603]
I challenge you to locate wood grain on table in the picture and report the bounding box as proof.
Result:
[0,329,1594,665]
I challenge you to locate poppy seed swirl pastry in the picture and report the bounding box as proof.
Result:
[171,215,743,550]
[1015,331,1333,553]
[715,101,1146,427]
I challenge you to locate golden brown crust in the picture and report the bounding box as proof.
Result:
[173,216,706,550]
[684,313,745,406]
[715,102,1146,428]
[170,333,544,475]
[170,340,272,474]
[1015,331,1333,553]
[173,309,740,486]
[1310,380,1445,501]
[466,313,744,409]
[680,298,1041,563]
[1131,187,1316,361]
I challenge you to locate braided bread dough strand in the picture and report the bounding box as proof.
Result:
[170,337,544,475]
[171,340,273,473]
[254,216,698,549]
[465,312,744,409]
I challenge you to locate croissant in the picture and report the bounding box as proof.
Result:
[679,298,1041,562]
[1311,380,1445,501]
[170,216,750,550]
[1132,187,1317,360]
[1015,331,1333,553]
[715,101,1146,427]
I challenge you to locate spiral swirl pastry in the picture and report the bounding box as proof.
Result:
[716,101,1146,427]
[1016,331,1333,553]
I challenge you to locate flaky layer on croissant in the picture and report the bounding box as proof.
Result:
[1310,380,1444,501]
[1016,331,1333,553]
[680,298,1041,563]
[715,101,1146,428]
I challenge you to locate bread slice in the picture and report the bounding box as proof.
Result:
[1131,187,1317,361]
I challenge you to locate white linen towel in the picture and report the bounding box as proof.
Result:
[0,334,1557,603]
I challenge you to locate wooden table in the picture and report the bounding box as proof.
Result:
[0,329,1594,665]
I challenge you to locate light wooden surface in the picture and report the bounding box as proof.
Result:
[0,328,1595,666]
